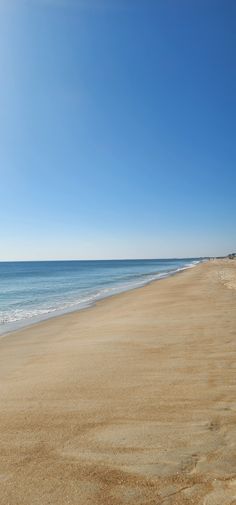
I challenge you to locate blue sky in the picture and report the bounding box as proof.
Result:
[0,0,235,260]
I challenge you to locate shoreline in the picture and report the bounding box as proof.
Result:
[0,258,235,505]
[0,259,201,340]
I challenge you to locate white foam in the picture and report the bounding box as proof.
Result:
[0,260,202,336]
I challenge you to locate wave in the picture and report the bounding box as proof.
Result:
[0,259,202,335]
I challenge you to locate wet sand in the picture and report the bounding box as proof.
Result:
[0,259,235,505]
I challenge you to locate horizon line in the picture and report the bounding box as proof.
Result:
[0,256,213,263]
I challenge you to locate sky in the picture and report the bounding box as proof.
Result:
[0,0,235,260]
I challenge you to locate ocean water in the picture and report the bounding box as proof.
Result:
[0,258,201,335]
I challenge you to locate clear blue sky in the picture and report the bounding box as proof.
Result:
[0,0,235,260]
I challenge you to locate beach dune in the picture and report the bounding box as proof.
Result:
[0,259,235,504]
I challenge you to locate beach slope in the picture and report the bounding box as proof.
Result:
[0,259,235,504]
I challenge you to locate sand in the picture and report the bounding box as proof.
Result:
[0,259,235,505]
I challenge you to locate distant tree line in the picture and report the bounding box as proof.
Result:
[228,253,236,259]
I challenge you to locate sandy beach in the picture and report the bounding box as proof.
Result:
[0,259,235,505]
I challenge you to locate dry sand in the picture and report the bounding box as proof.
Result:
[0,259,235,505]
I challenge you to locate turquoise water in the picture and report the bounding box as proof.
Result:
[0,258,202,335]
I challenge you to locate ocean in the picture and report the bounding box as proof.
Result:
[0,258,201,335]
